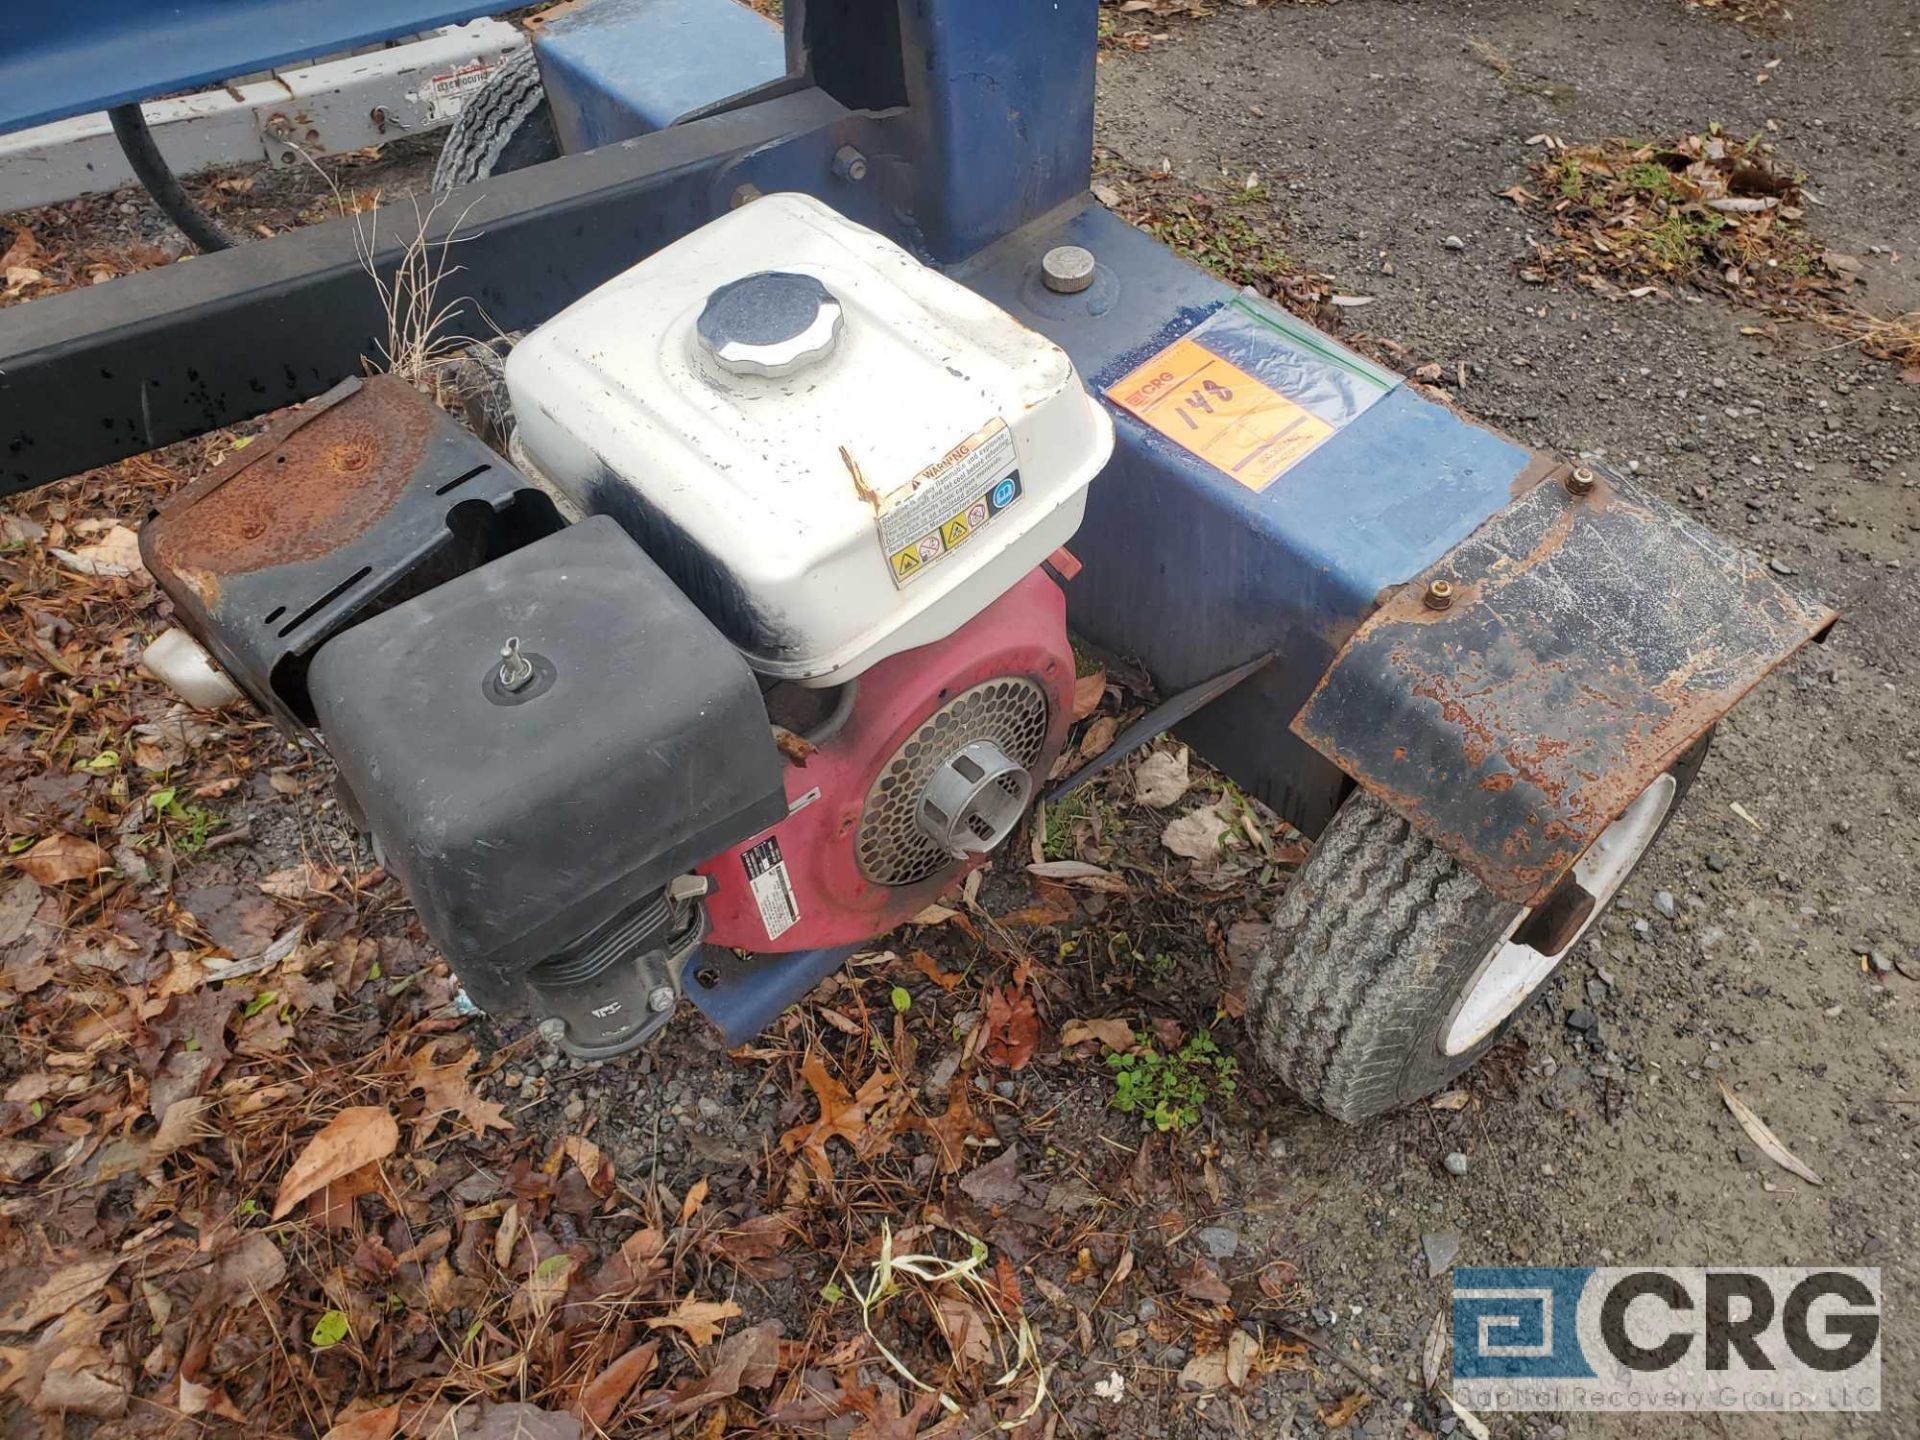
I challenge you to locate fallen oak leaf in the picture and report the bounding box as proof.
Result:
[778,1051,904,1180]
[272,1106,399,1219]
[406,1045,512,1140]
[1025,859,1129,894]
[645,1298,741,1347]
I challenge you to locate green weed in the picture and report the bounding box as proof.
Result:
[1107,1031,1238,1132]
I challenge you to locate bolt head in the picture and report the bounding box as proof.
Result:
[1423,579,1454,611]
[1041,245,1097,294]
[832,144,869,182]
[647,984,676,1014]
[1567,466,1597,495]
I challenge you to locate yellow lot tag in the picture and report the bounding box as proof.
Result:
[1106,335,1337,491]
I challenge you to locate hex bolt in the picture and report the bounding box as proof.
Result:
[832,145,869,182]
[647,984,676,1014]
[1567,466,1597,496]
[1041,244,1097,294]
[1423,579,1454,611]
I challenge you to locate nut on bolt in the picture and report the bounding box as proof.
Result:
[1567,466,1597,496]
[1423,579,1454,611]
[832,145,869,182]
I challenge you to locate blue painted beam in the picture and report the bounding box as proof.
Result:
[0,1,505,134]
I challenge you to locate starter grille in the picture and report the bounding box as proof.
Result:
[856,677,1050,886]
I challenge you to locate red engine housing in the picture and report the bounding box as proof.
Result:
[697,567,1074,952]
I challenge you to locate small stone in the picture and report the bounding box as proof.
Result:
[1633,918,1651,936]
[562,1094,585,1123]
[1137,1298,1160,1321]
[995,1079,1017,1099]
[1196,1225,1241,1259]
[1566,1008,1598,1033]
[1422,1230,1463,1277]
[1705,854,1729,873]
[1443,1151,1470,1177]
[1585,978,1609,1006]
[1442,235,1467,250]
[1870,951,1893,974]
[1768,558,1797,576]
[1266,1137,1288,1161]
[1653,890,1678,920]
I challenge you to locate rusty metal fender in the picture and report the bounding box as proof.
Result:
[1290,465,1836,907]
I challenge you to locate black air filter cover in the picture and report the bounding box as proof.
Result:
[308,517,786,1014]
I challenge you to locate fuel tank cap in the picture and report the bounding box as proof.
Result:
[696,271,843,378]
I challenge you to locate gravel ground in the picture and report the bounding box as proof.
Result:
[1099,1,1917,1435]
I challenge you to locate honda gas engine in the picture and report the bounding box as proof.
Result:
[141,194,1113,1056]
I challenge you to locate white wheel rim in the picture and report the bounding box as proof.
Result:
[1440,773,1678,1057]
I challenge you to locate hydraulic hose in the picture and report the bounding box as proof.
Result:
[107,102,233,254]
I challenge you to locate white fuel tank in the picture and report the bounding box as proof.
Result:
[505,192,1113,686]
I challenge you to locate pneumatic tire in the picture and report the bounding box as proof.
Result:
[1247,735,1709,1123]
[432,46,560,194]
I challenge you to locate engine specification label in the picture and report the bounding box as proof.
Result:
[742,835,800,941]
[1106,334,1337,491]
[879,418,1022,588]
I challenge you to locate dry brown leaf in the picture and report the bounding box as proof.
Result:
[778,1052,903,1180]
[571,1342,657,1427]
[919,1077,992,1174]
[933,1296,995,1373]
[1319,1390,1372,1428]
[1077,714,1118,759]
[1133,746,1190,807]
[1718,1080,1821,1185]
[1060,1017,1134,1053]
[272,1106,400,1218]
[1025,859,1128,894]
[646,1298,742,1347]
[663,1322,780,1417]
[1071,669,1108,720]
[14,834,110,887]
[908,949,963,991]
[0,1254,123,1335]
[982,985,1042,1071]
[321,1404,402,1440]
[406,1046,512,1139]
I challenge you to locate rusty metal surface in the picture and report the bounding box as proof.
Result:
[141,373,556,726]
[1291,466,1836,906]
[144,375,432,588]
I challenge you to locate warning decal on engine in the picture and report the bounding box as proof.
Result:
[880,418,1022,588]
[742,836,801,941]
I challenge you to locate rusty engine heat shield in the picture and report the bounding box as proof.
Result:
[140,374,564,728]
[1291,467,1835,906]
